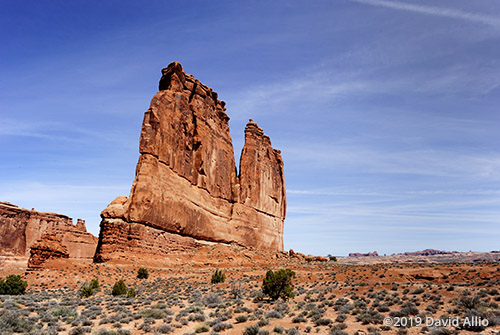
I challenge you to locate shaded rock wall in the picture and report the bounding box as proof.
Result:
[94,62,286,262]
[0,202,98,262]
[28,234,69,269]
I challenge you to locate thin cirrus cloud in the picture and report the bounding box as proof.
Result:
[350,0,500,28]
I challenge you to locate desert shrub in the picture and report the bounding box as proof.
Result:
[0,274,28,295]
[212,322,233,331]
[96,330,131,335]
[259,330,270,335]
[211,269,226,284]
[376,304,390,312]
[127,288,136,298]
[69,326,92,335]
[0,309,33,333]
[429,327,453,335]
[458,294,481,310]
[411,288,424,295]
[356,310,384,325]
[329,329,347,335]
[155,324,173,333]
[112,280,127,296]
[243,325,260,335]
[79,279,100,298]
[202,292,221,307]
[396,328,408,335]
[335,314,347,322]
[257,318,269,327]
[463,308,487,331]
[90,278,100,290]
[137,268,149,279]
[262,269,295,301]
[315,318,332,326]
[231,281,245,299]
[235,315,248,323]
[195,323,209,333]
[79,284,94,298]
[266,310,283,319]
[140,308,166,319]
[273,325,284,333]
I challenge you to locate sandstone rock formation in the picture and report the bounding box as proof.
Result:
[94,62,286,262]
[0,202,97,265]
[27,234,69,269]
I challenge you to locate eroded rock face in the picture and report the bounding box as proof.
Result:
[27,234,69,269]
[0,202,98,264]
[94,62,286,262]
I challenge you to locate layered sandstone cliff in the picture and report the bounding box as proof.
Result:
[28,234,69,269]
[94,62,286,262]
[0,202,97,265]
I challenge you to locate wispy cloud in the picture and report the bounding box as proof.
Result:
[351,0,500,28]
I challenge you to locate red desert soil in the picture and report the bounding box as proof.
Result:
[1,244,499,335]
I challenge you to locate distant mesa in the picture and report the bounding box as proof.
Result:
[0,202,97,268]
[398,249,456,256]
[93,62,286,262]
[349,251,379,257]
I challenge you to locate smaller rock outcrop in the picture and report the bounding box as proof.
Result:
[0,202,98,267]
[27,234,69,269]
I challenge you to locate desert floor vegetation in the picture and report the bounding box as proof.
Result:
[0,258,499,335]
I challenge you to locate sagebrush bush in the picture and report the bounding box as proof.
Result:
[0,274,27,295]
[211,269,226,284]
[262,269,295,301]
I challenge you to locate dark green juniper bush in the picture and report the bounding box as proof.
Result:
[0,274,28,295]
[211,269,226,284]
[137,268,149,280]
[112,279,128,296]
[262,269,295,301]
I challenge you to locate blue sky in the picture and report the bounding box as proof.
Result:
[1,0,499,256]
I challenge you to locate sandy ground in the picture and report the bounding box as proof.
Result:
[0,245,499,335]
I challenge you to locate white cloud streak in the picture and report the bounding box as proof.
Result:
[351,0,500,28]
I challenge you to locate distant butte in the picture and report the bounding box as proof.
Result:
[0,201,97,268]
[94,62,286,262]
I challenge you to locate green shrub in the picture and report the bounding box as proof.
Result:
[112,279,127,296]
[262,269,295,301]
[127,288,136,298]
[80,284,94,298]
[243,325,260,335]
[79,278,100,298]
[137,268,149,279]
[211,269,226,284]
[195,323,209,333]
[90,278,100,290]
[0,274,27,295]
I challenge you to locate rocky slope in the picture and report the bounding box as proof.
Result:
[0,202,97,265]
[94,62,286,262]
